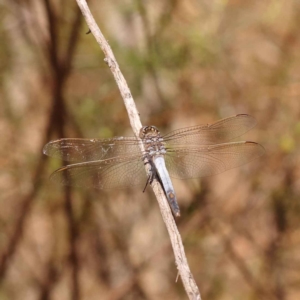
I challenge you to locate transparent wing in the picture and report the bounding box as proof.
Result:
[163,114,256,146]
[165,142,265,179]
[49,155,148,190]
[43,137,141,162]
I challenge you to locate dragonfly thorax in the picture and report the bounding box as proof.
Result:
[140,126,166,157]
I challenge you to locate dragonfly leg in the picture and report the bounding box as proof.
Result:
[142,175,151,193]
[142,157,156,192]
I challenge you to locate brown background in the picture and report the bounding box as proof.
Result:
[1,0,300,299]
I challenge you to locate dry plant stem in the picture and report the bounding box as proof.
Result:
[75,1,201,299]
[75,0,141,136]
[151,182,201,300]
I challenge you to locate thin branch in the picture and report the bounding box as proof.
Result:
[75,1,142,135]
[0,154,46,280]
[75,1,201,299]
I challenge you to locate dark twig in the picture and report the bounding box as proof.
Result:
[0,0,83,295]
[43,2,83,298]
[0,154,47,280]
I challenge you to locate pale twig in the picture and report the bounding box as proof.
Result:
[75,1,201,299]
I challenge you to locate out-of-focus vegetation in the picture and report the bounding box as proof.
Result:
[0,0,300,299]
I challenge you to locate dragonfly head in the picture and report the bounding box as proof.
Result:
[139,126,160,138]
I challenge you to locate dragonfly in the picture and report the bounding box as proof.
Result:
[43,114,265,217]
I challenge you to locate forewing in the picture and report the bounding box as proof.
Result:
[163,114,256,146]
[49,155,147,190]
[43,137,141,162]
[165,142,265,179]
